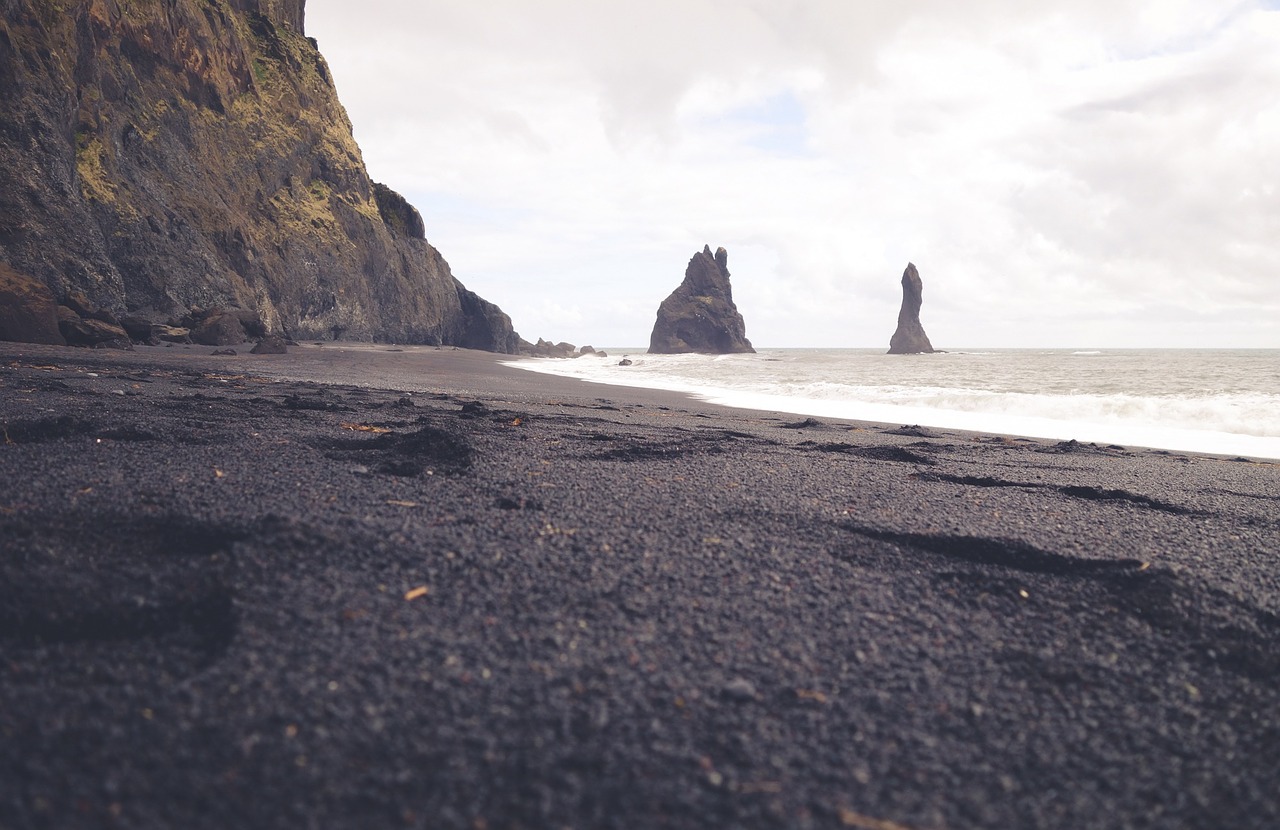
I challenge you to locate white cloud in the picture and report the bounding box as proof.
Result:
[307,0,1280,347]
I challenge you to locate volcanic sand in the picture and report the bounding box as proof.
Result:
[1,341,1277,829]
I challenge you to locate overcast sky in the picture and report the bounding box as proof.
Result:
[305,0,1279,349]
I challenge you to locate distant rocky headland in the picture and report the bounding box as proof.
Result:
[0,0,518,352]
[0,1,958,360]
[887,262,936,354]
[648,246,754,355]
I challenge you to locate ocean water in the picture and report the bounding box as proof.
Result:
[507,349,1280,460]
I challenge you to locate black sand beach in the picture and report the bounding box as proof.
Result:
[1,341,1277,829]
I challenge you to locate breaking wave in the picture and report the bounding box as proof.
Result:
[508,348,1280,459]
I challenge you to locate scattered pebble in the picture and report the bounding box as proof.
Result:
[723,678,757,702]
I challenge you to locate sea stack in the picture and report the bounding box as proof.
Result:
[648,246,755,354]
[887,262,935,354]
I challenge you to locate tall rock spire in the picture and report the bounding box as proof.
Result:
[887,262,936,354]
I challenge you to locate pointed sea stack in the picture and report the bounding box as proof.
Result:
[887,262,935,354]
[648,246,755,354]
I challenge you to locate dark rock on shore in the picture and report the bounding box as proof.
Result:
[521,338,573,358]
[0,0,519,352]
[119,314,158,344]
[250,334,289,354]
[888,262,936,354]
[781,417,826,430]
[55,306,132,349]
[9,282,179,350]
[0,263,65,345]
[190,310,249,347]
[520,338,605,359]
[649,245,754,354]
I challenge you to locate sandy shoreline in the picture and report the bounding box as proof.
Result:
[2,341,1278,829]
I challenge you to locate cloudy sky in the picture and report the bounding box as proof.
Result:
[305,1,1279,349]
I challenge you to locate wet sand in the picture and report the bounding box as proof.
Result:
[1,341,1278,829]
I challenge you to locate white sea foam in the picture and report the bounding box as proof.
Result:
[507,349,1280,459]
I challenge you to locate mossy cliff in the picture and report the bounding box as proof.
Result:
[0,0,519,350]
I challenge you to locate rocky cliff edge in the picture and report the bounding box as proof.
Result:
[0,0,518,351]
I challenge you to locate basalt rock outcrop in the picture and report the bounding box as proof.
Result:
[250,333,289,354]
[0,0,519,352]
[649,246,754,355]
[56,305,132,349]
[887,262,935,355]
[0,263,65,345]
[518,338,605,359]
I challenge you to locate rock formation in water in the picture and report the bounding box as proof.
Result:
[0,0,519,351]
[887,262,935,355]
[649,246,754,355]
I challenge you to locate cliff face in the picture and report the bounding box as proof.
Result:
[0,0,519,351]
[887,262,935,354]
[649,245,754,355]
